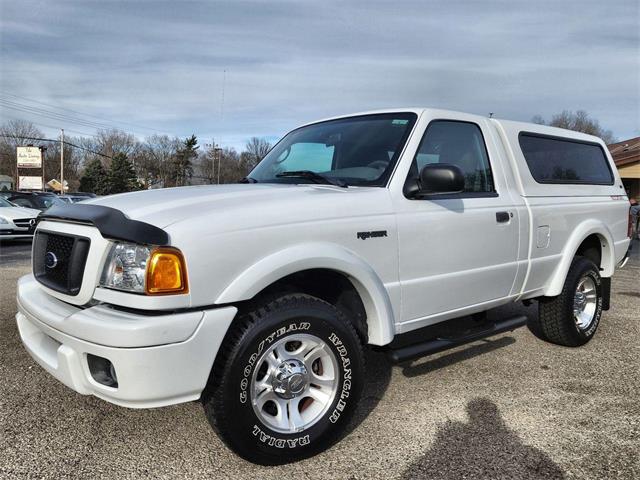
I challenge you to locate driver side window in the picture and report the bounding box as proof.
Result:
[412,120,495,193]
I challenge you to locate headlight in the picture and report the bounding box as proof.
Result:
[0,217,8,225]
[100,242,150,293]
[100,242,188,295]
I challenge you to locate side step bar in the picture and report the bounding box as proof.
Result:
[386,315,528,363]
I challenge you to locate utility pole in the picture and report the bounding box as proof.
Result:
[38,145,47,192]
[217,69,226,185]
[211,138,216,183]
[60,128,64,195]
[215,145,222,184]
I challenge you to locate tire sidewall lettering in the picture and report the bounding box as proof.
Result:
[237,321,354,450]
[252,424,310,449]
[327,332,352,424]
[581,269,602,337]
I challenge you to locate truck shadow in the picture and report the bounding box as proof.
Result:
[346,303,538,451]
[401,398,565,479]
[347,334,517,438]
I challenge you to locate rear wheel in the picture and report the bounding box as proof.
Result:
[535,256,603,347]
[202,294,364,465]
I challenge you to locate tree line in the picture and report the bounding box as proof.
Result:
[0,119,271,194]
[531,110,616,144]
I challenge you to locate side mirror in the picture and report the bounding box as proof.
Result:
[405,163,465,197]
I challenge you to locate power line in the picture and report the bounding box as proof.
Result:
[0,96,118,129]
[0,98,122,130]
[3,91,169,133]
[64,140,112,159]
[0,134,113,159]
[0,91,169,134]
[0,100,156,139]
[0,99,163,139]
[6,117,100,138]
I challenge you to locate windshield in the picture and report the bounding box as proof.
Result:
[37,195,64,209]
[0,197,15,207]
[249,113,417,187]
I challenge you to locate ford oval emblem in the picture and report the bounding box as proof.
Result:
[45,252,58,269]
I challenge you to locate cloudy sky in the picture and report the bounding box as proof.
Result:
[1,0,638,150]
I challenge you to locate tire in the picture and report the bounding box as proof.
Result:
[534,256,603,347]
[202,293,365,465]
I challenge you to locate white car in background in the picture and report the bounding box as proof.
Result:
[0,196,40,240]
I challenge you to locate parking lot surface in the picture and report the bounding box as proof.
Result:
[1,240,638,479]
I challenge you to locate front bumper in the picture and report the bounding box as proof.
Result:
[16,274,237,408]
[0,228,33,239]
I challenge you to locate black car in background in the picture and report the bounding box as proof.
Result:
[1,191,66,212]
[59,192,97,204]
[70,192,97,199]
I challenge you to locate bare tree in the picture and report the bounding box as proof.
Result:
[139,134,180,188]
[216,147,244,184]
[94,128,140,167]
[74,136,103,166]
[195,144,250,185]
[243,137,272,173]
[196,144,217,183]
[0,120,45,180]
[532,110,616,144]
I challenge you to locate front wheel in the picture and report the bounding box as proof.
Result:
[535,256,604,347]
[202,294,364,465]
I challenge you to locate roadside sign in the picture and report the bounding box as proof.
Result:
[19,176,43,190]
[47,179,68,192]
[16,146,43,168]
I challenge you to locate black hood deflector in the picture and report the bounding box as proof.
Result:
[41,204,169,246]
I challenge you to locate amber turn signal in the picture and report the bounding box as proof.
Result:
[145,248,188,295]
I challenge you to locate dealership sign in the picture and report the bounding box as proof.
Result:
[17,146,42,168]
[19,176,43,190]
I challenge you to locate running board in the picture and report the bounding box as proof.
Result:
[386,315,528,363]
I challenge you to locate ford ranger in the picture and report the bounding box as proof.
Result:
[15,108,632,464]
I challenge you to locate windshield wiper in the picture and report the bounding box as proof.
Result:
[239,176,259,184]
[275,170,348,188]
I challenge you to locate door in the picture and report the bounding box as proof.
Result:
[394,118,520,327]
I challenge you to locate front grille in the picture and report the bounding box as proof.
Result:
[13,218,35,229]
[13,218,38,233]
[33,231,90,296]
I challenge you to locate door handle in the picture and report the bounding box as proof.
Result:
[496,211,510,223]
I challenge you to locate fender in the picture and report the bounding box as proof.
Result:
[545,220,615,297]
[215,242,396,345]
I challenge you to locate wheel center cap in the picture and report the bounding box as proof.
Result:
[272,359,308,399]
[574,292,586,309]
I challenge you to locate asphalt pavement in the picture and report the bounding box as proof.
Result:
[0,239,638,479]
[0,240,32,266]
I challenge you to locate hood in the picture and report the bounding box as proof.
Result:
[86,184,388,231]
[0,206,40,219]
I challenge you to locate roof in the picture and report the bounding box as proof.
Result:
[299,108,606,144]
[608,136,640,167]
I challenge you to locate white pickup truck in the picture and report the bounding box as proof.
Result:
[16,108,632,464]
